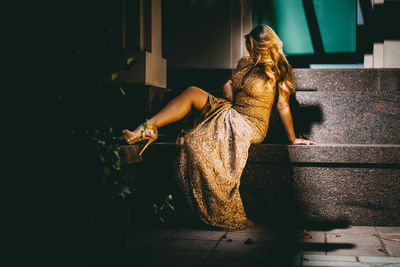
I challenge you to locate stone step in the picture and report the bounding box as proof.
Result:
[120,143,400,165]
[167,68,400,92]
[166,69,400,144]
[120,143,400,226]
[294,68,399,92]
[267,90,400,144]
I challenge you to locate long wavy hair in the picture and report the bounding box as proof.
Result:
[245,25,295,99]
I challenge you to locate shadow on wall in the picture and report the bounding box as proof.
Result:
[240,146,353,263]
[265,93,323,144]
[239,93,353,261]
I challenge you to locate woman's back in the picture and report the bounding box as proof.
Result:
[232,56,276,143]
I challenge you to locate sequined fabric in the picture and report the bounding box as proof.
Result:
[176,56,276,230]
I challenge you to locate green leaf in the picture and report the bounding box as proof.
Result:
[159,217,165,223]
[111,73,118,80]
[121,186,130,194]
[120,87,126,96]
[127,57,134,65]
[167,203,175,211]
[104,167,110,175]
[166,194,173,201]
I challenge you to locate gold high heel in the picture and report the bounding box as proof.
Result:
[122,119,158,156]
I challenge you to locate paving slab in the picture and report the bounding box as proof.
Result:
[301,255,400,267]
[127,229,175,239]
[135,259,202,266]
[242,224,275,233]
[301,231,325,243]
[301,250,326,255]
[303,254,358,262]
[125,226,400,265]
[301,260,366,266]
[326,226,377,235]
[160,239,218,251]
[326,245,387,257]
[379,234,400,246]
[202,261,260,267]
[325,230,384,256]
[326,233,381,245]
[299,243,326,255]
[382,235,400,256]
[386,246,400,257]
[214,239,271,253]
[297,231,327,255]
[376,227,400,235]
[206,250,268,263]
[126,237,165,249]
[204,253,300,267]
[169,229,226,240]
[225,230,275,242]
[358,256,400,263]
[145,248,209,260]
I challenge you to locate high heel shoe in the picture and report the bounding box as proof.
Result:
[122,119,158,156]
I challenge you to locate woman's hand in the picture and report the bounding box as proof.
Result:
[291,138,316,145]
[223,80,234,102]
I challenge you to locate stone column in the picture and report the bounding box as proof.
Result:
[364,0,400,68]
[230,0,252,68]
[121,0,167,87]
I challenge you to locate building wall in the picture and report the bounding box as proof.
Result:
[163,0,251,69]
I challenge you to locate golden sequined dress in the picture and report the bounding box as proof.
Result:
[176,56,276,230]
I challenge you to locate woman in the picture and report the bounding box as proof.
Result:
[123,25,315,230]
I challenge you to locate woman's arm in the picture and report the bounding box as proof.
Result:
[277,91,316,145]
[222,57,250,102]
[223,80,234,102]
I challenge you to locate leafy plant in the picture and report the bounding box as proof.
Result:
[153,194,175,223]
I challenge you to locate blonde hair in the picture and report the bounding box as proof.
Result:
[245,25,295,100]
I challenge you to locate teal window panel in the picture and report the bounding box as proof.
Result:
[313,0,356,53]
[257,0,314,55]
[357,0,364,25]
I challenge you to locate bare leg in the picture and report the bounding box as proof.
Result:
[149,86,208,128]
[124,86,209,142]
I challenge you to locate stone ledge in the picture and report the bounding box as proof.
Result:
[248,143,400,165]
[120,143,400,166]
[293,68,400,91]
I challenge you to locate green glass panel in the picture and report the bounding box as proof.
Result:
[257,0,314,55]
[313,0,356,53]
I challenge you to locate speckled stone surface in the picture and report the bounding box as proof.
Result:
[120,68,400,227]
[293,69,400,92]
[301,91,398,144]
[120,143,400,226]
[241,165,400,226]
[266,91,400,144]
[120,145,143,165]
[248,144,400,164]
[163,69,400,144]
[120,143,400,165]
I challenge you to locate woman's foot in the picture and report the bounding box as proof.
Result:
[122,120,158,156]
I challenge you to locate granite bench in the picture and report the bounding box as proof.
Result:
[120,143,400,226]
[120,68,400,226]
